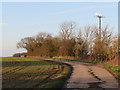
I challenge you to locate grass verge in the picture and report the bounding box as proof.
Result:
[99,63,120,80]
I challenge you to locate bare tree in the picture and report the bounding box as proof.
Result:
[83,26,95,55]
[35,32,52,47]
[92,25,113,61]
[83,26,95,44]
[17,37,36,52]
[36,32,52,39]
[59,21,76,40]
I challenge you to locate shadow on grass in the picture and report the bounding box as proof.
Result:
[2,60,61,67]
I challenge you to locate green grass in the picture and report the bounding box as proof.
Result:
[2,57,72,88]
[100,63,120,79]
[57,58,100,64]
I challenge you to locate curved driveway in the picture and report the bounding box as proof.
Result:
[44,59,118,88]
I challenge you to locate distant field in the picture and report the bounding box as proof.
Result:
[2,57,72,88]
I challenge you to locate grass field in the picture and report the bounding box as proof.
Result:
[2,57,72,88]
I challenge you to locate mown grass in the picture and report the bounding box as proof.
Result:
[2,57,72,88]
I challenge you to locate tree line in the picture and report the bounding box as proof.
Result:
[17,21,119,61]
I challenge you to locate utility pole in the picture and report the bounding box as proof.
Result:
[95,13,104,61]
[95,13,104,39]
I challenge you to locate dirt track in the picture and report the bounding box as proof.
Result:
[44,59,119,89]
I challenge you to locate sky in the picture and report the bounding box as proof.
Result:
[1,2,118,57]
